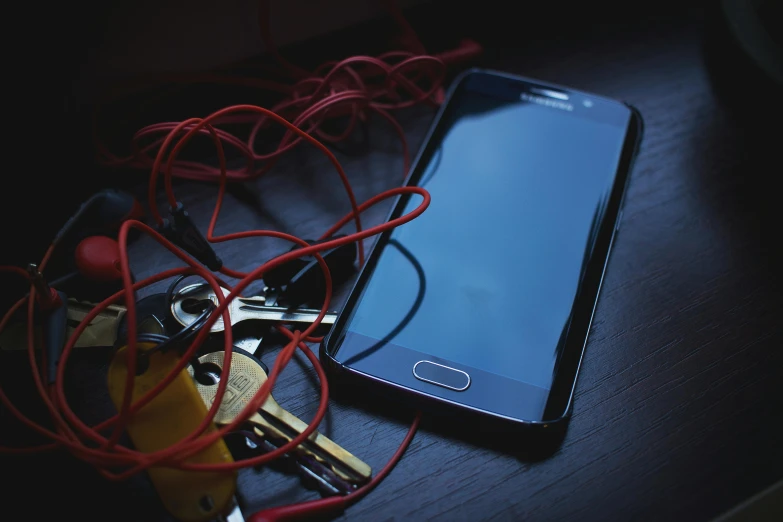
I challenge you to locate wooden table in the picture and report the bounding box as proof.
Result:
[3,2,781,521]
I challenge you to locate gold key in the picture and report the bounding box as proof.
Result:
[0,299,125,351]
[189,350,371,485]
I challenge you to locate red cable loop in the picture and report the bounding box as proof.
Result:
[96,47,446,183]
[1,0,483,516]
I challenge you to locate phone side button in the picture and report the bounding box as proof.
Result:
[413,361,471,391]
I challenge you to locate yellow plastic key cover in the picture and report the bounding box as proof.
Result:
[107,343,236,522]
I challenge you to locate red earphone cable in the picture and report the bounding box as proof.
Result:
[0,1,484,517]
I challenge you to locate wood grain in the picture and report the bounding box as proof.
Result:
[2,3,781,521]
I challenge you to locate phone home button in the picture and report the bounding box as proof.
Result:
[412,361,471,391]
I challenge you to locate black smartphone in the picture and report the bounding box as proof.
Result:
[321,69,643,427]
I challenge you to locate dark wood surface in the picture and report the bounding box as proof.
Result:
[3,2,782,521]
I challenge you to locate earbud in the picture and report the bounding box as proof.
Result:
[74,236,124,282]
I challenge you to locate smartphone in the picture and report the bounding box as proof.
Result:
[321,69,643,427]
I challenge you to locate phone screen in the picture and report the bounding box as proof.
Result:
[334,73,633,417]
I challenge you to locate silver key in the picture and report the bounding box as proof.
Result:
[233,335,264,355]
[170,283,337,333]
[231,430,356,496]
[219,501,245,522]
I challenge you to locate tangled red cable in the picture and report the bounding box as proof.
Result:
[1,108,428,518]
[96,52,446,183]
[93,0,481,184]
[1,1,482,519]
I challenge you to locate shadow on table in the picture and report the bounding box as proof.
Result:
[328,380,568,463]
[699,7,783,292]
[0,347,170,522]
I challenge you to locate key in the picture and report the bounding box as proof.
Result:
[233,335,264,356]
[220,501,245,522]
[191,350,370,486]
[262,286,279,307]
[189,349,371,486]
[224,430,355,496]
[66,299,126,346]
[170,283,337,333]
[0,299,126,351]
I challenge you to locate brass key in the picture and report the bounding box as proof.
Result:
[189,350,371,485]
[171,283,336,333]
[0,299,125,351]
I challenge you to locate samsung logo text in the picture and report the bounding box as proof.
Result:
[520,92,574,111]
